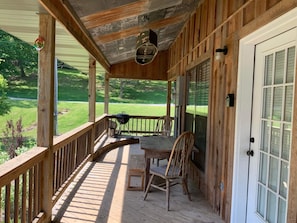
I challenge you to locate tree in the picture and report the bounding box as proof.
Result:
[0,74,10,115]
[0,30,38,79]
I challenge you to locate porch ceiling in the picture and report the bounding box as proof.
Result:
[0,0,200,74]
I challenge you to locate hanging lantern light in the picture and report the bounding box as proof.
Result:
[135,29,158,65]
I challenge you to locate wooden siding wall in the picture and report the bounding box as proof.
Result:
[109,50,168,80]
[168,0,297,222]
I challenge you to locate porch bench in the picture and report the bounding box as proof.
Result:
[127,154,145,191]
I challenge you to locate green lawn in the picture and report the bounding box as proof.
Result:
[1,68,172,164]
[0,99,172,138]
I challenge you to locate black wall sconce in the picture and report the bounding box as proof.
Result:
[215,46,228,61]
[226,93,234,107]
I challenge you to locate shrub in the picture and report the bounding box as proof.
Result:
[0,74,10,115]
[2,117,24,159]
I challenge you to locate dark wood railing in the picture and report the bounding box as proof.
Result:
[108,115,173,136]
[0,114,171,222]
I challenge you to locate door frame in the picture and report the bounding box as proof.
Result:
[231,7,297,223]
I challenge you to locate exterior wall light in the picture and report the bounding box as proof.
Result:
[215,46,228,61]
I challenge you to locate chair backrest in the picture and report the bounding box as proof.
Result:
[165,131,195,178]
[154,116,172,136]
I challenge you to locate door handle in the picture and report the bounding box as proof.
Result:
[246,150,254,157]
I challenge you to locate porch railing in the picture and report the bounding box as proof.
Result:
[0,115,171,222]
[108,115,174,136]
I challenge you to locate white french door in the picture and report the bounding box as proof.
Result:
[246,28,297,223]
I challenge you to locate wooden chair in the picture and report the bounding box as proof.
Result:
[154,116,172,136]
[153,116,173,166]
[143,131,195,211]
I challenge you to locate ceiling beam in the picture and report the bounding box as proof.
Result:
[81,0,148,29]
[94,14,187,44]
[39,0,110,72]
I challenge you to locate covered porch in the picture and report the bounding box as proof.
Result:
[2,0,297,222]
[0,116,222,222]
[52,141,223,223]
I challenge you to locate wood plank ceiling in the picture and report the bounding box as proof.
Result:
[1,0,200,73]
[71,0,200,65]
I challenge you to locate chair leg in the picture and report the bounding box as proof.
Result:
[182,179,191,201]
[144,174,155,200]
[166,179,170,211]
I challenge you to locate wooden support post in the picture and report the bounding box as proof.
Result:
[37,13,55,222]
[166,81,172,118]
[89,55,96,122]
[104,73,109,114]
[89,55,96,154]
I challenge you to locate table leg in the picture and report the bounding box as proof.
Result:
[144,156,150,191]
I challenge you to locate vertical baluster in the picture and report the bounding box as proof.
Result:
[34,165,38,216]
[53,151,57,194]
[14,177,19,223]
[38,162,43,211]
[21,173,27,223]
[28,168,33,222]
[56,149,61,190]
[5,183,11,223]
[61,146,65,183]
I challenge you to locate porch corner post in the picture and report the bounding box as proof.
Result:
[37,13,55,222]
[166,81,172,117]
[89,55,96,154]
[104,72,109,114]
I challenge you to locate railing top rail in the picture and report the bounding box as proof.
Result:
[108,115,173,119]
[0,146,47,187]
[53,122,93,149]
[95,113,108,122]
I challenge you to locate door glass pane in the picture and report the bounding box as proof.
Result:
[286,46,295,83]
[267,191,277,223]
[274,50,285,84]
[261,121,270,152]
[262,87,272,119]
[264,54,273,85]
[272,87,283,121]
[279,161,289,199]
[270,122,280,156]
[257,184,266,218]
[268,157,278,192]
[282,124,291,161]
[278,198,287,223]
[258,153,268,185]
[284,86,293,122]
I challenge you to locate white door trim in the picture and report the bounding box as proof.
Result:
[231,7,297,223]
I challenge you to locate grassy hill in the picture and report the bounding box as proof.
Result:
[7,68,168,104]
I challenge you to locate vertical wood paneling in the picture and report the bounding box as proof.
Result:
[168,0,297,221]
[215,0,223,27]
[267,0,281,9]
[255,0,267,16]
[243,0,255,25]
[188,15,195,63]
[200,2,208,40]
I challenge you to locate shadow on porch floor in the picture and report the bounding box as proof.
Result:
[52,142,224,223]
